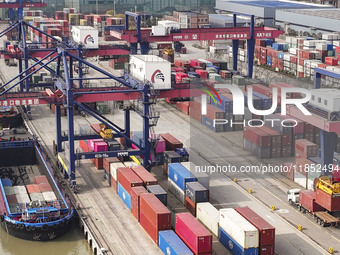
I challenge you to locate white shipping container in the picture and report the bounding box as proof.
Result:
[333,41,340,47]
[294,171,307,189]
[289,48,297,55]
[14,185,27,194]
[42,191,57,202]
[71,26,99,49]
[157,20,180,30]
[129,55,171,90]
[219,208,259,249]
[151,25,167,36]
[110,162,125,181]
[181,162,210,190]
[30,192,44,201]
[168,178,185,204]
[283,53,292,61]
[16,193,31,204]
[124,161,138,167]
[307,179,314,190]
[197,202,219,237]
[298,65,304,72]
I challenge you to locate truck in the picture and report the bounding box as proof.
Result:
[287,188,340,227]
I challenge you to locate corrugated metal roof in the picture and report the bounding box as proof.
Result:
[230,0,329,9]
[279,8,340,20]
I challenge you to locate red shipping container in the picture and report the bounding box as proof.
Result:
[26,184,40,194]
[260,126,282,148]
[235,206,275,246]
[175,212,212,254]
[299,190,325,213]
[295,139,318,158]
[131,186,148,221]
[131,166,158,186]
[282,162,295,180]
[160,133,183,150]
[38,183,52,193]
[243,127,271,147]
[325,57,338,66]
[93,158,103,169]
[117,167,143,193]
[335,47,340,54]
[34,176,48,184]
[206,104,225,120]
[79,140,89,153]
[185,196,196,216]
[140,211,159,244]
[260,245,275,255]
[315,189,340,212]
[176,72,188,83]
[94,141,108,152]
[111,176,117,192]
[140,193,171,229]
[103,157,120,172]
[195,69,208,79]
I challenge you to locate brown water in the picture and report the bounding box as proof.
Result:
[0,225,91,255]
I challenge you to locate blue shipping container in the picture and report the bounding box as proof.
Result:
[210,95,233,112]
[244,93,262,110]
[159,230,193,255]
[201,115,225,133]
[278,52,284,60]
[147,185,167,206]
[327,44,333,51]
[212,65,220,74]
[252,91,272,110]
[219,227,258,255]
[1,179,12,187]
[118,183,131,209]
[168,163,197,191]
[185,182,209,203]
[104,25,125,31]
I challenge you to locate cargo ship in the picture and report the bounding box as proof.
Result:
[0,106,23,128]
[0,129,75,241]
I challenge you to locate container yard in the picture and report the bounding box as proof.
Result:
[0,1,339,255]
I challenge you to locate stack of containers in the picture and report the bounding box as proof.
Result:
[2,179,17,213]
[294,139,318,189]
[219,208,259,255]
[189,99,202,123]
[110,162,126,192]
[34,175,56,202]
[209,93,234,131]
[235,207,275,255]
[130,186,148,221]
[175,212,212,255]
[168,163,197,204]
[158,230,194,255]
[103,157,120,186]
[196,202,219,237]
[140,193,171,244]
[185,182,209,216]
[14,185,31,205]
[243,127,271,159]
[131,166,158,186]
[26,184,44,202]
[201,103,227,132]
[181,162,210,190]
[261,126,282,158]
[117,167,143,209]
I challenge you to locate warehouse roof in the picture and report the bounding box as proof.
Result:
[278,8,340,20]
[229,0,329,9]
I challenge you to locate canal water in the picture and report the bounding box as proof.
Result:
[0,224,91,255]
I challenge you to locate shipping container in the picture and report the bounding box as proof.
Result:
[185,182,209,204]
[219,227,258,255]
[168,163,197,191]
[131,186,148,221]
[129,55,171,90]
[219,208,259,249]
[140,210,160,244]
[181,162,210,190]
[159,230,194,255]
[235,207,275,247]
[243,127,271,148]
[160,133,183,150]
[131,166,158,186]
[196,202,219,237]
[110,162,125,181]
[118,183,132,209]
[71,26,98,49]
[175,213,212,254]
[315,189,340,212]
[147,185,167,206]
[140,193,171,229]
[34,176,48,184]
[37,183,52,193]
[299,190,325,213]
[168,178,185,204]
[117,167,143,193]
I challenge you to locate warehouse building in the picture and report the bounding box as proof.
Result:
[275,9,340,34]
[209,14,250,28]
[215,0,333,26]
